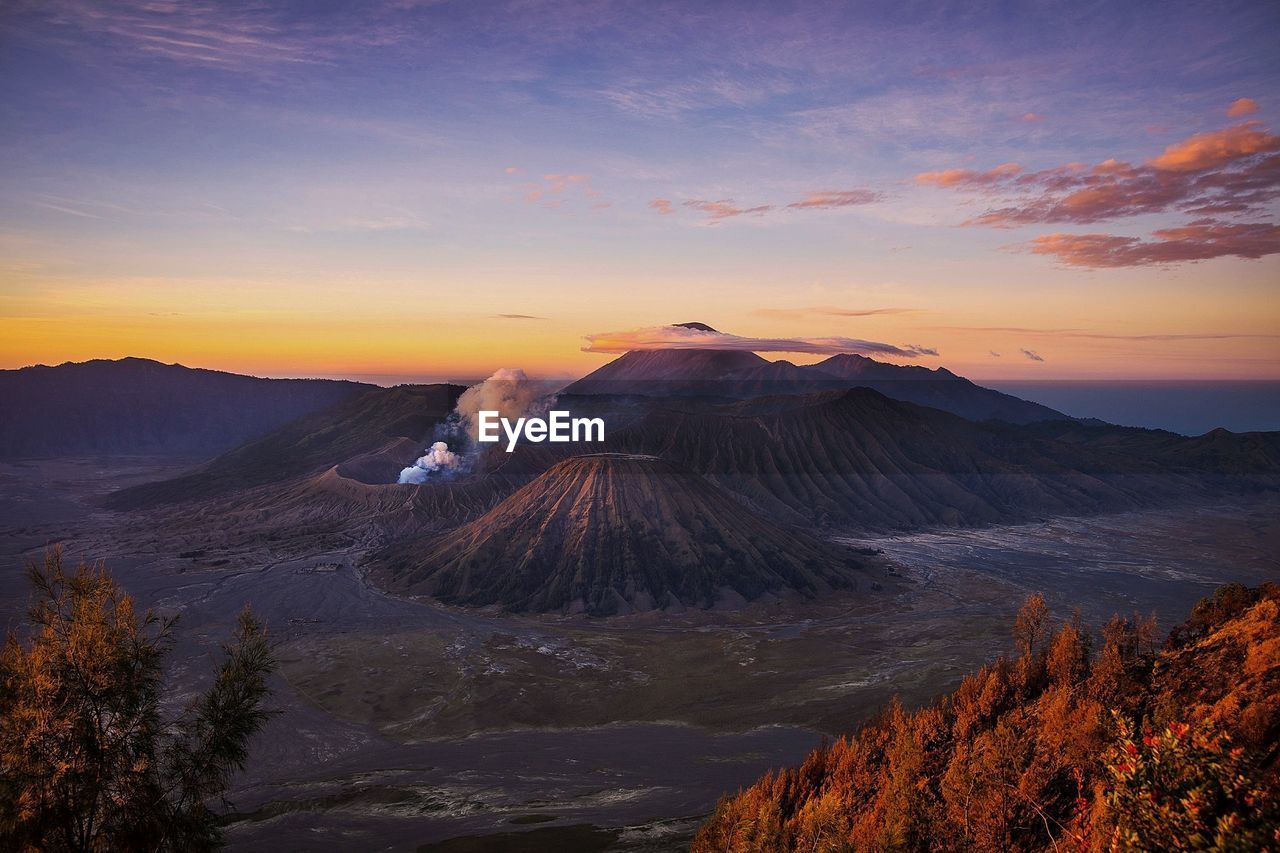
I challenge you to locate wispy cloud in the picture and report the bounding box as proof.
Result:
[1028,220,1280,267]
[915,162,1022,189]
[779,81,1051,151]
[935,325,1280,342]
[518,173,605,210]
[683,199,774,222]
[34,0,340,70]
[283,208,430,233]
[265,109,446,151]
[653,188,882,222]
[29,194,145,220]
[31,201,102,219]
[598,72,795,119]
[28,192,244,227]
[493,313,546,320]
[582,324,937,358]
[753,305,918,319]
[525,173,590,202]
[786,189,883,209]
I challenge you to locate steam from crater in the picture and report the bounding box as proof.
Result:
[397,440,461,484]
[455,367,554,441]
[395,368,556,485]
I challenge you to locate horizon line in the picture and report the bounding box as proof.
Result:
[4,354,1280,385]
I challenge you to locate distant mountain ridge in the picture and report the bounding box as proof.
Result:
[565,333,1070,424]
[0,358,372,458]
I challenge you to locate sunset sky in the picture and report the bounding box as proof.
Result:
[1,1,1277,381]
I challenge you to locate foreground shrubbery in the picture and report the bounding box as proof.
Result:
[694,584,1280,851]
[0,549,275,852]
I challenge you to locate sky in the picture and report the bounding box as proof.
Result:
[1,0,1278,381]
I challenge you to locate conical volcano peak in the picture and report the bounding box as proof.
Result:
[377,452,872,615]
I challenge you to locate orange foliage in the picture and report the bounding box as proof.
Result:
[694,586,1280,852]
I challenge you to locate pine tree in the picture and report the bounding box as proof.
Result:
[0,548,275,851]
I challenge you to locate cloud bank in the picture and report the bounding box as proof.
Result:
[953,121,1280,227]
[1028,220,1280,267]
[917,113,1280,267]
[582,325,937,357]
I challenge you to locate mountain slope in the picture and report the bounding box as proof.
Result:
[566,348,769,396]
[694,583,1280,852]
[593,388,1196,532]
[806,353,1068,424]
[1027,420,1280,476]
[807,352,957,382]
[0,358,371,459]
[376,453,875,615]
[565,346,1070,424]
[104,383,465,509]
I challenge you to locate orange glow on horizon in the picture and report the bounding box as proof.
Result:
[4,306,1277,383]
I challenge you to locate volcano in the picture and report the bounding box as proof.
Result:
[377,453,874,615]
[565,325,1069,424]
[566,348,769,396]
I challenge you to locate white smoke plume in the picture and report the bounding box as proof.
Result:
[454,367,556,441]
[397,440,462,484]
[395,368,556,485]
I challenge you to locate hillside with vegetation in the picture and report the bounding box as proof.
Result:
[694,584,1280,851]
[0,550,275,851]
